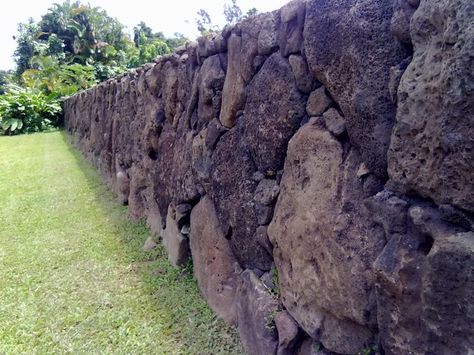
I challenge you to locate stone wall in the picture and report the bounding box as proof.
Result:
[63,0,474,354]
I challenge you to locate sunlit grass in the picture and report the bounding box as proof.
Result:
[0,131,242,354]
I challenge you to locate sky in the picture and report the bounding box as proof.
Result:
[0,0,289,70]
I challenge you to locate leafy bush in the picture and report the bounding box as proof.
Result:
[0,85,62,135]
[22,56,97,96]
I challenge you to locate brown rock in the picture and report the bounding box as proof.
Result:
[258,11,280,55]
[306,87,332,117]
[366,190,474,354]
[322,108,345,136]
[210,53,306,270]
[256,205,274,226]
[143,236,158,251]
[387,0,474,212]
[268,122,385,353]
[256,226,273,256]
[197,33,225,59]
[304,0,409,177]
[191,118,227,194]
[143,189,164,236]
[144,63,161,94]
[63,2,474,353]
[254,179,280,206]
[196,55,225,130]
[219,19,261,129]
[289,54,318,94]
[127,164,146,219]
[219,34,246,128]
[161,61,179,122]
[235,270,279,355]
[239,18,260,84]
[190,196,239,324]
[279,0,306,57]
[388,59,411,104]
[205,117,227,150]
[297,338,332,355]
[275,310,301,355]
[191,126,211,194]
[115,170,130,205]
[319,313,374,354]
[171,129,200,206]
[161,204,190,266]
[421,231,474,355]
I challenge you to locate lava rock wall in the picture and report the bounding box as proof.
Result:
[63,0,474,354]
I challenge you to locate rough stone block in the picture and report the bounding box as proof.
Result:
[190,196,239,324]
[162,204,190,267]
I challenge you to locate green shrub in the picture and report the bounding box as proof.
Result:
[22,56,97,96]
[271,265,281,299]
[0,85,62,135]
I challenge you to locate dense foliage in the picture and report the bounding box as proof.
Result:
[2,0,257,135]
[14,1,187,83]
[2,0,188,135]
[0,85,61,135]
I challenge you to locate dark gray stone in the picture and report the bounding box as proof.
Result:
[304,0,409,177]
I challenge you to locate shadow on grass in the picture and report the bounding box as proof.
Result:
[59,131,243,354]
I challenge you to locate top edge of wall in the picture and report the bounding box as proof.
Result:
[67,0,306,99]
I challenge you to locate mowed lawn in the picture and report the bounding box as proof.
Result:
[0,131,242,354]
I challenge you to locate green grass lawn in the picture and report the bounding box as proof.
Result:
[0,131,242,354]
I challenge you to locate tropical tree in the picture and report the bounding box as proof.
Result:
[6,0,193,135]
[13,20,40,76]
[128,22,188,67]
[133,22,155,47]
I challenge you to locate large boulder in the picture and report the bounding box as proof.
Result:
[152,122,199,218]
[304,0,409,177]
[279,0,306,57]
[243,52,307,174]
[219,33,246,128]
[288,54,318,94]
[211,51,307,271]
[235,270,279,355]
[368,192,474,354]
[268,121,385,354]
[258,11,280,55]
[388,0,474,211]
[275,310,302,355]
[210,127,273,270]
[190,196,240,324]
[219,18,261,129]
